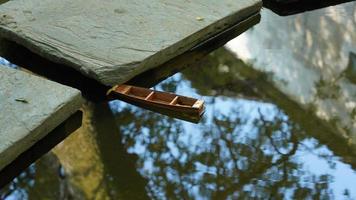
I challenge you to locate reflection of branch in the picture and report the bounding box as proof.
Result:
[0,169,34,200]
[215,118,241,174]
[146,183,159,200]
[167,150,190,199]
[258,109,299,158]
[210,118,271,198]
[214,137,225,198]
[1,188,14,200]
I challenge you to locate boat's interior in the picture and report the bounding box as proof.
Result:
[115,85,198,107]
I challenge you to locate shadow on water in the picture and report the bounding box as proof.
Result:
[1,2,356,200]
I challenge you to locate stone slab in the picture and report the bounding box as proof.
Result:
[0,0,261,86]
[0,66,83,170]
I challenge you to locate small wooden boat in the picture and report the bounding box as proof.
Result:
[107,84,205,121]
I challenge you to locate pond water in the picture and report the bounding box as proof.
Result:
[1,2,356,200]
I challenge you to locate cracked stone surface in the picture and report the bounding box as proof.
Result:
[0,66,83,170]
[0,0,261,86]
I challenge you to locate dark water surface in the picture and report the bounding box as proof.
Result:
[1,2,356,200]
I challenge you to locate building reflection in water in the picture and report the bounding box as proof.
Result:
[1,3,356,200]
[2,47,356,199]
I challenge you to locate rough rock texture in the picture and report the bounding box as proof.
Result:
[0,66,83,170]
[0,0,261,86]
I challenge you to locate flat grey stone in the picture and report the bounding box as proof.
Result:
[0,66,83,170]
[0,0,261,86]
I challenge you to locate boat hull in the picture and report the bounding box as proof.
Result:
[107,85,205,123]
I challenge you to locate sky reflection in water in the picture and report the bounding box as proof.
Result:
[108,71,356,199]
[1,44,356,200]
[1,3,356,199]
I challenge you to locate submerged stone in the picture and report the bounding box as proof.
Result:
[0,66,83,170]
[0,0,261,86]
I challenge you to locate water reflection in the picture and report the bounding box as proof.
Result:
[1,4,356,200]
[0,57,16,68]
[109,51,356,199]
[2,46,356,199]
[227,2,356,148]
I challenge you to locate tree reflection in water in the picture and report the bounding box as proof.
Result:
[109,48,356,199]
[1,47,356,199]
[111,81,347,199]
[0,167,34,200]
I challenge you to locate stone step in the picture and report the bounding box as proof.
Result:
[0,0,262,86]
[0,66,83,171]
